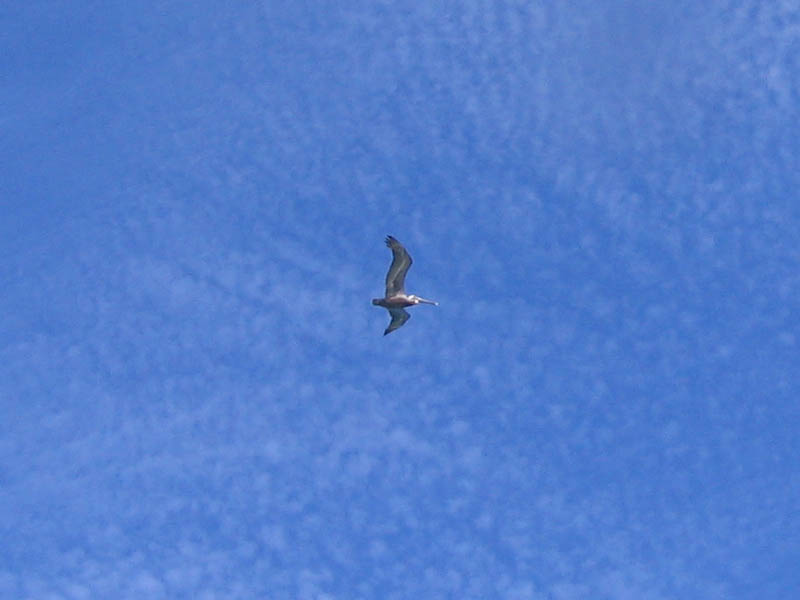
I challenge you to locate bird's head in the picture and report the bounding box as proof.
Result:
[409,295,438,306]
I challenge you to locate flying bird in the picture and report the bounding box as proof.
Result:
[372,235,438,335]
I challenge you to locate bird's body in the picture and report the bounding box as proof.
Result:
[372,235,437,335]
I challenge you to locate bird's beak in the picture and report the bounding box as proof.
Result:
[417,297,438,305]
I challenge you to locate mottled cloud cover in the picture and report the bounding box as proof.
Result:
[2,2,798,598]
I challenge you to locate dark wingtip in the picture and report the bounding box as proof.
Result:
[385,235,397,247]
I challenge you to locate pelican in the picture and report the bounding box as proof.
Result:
[372,235,438,335]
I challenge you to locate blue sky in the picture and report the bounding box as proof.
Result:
[2,2,798,598]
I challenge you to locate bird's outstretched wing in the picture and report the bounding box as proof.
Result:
[384,235,412,297]
[384,307,410,335]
